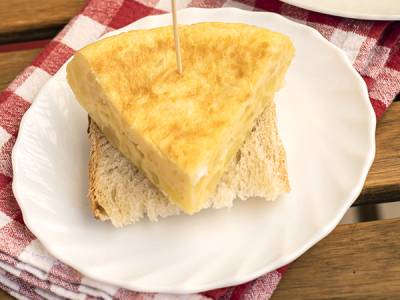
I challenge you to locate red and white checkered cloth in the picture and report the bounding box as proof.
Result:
[0,0,399,299]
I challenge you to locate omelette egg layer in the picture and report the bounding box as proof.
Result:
[67,22,294,214]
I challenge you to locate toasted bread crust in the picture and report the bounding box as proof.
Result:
[87,101,290,227]
[88,118,109,221]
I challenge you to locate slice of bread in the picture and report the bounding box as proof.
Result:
[88,101,290,227]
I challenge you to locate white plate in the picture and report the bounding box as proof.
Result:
[12,8,376,294]
[281,0,400,20]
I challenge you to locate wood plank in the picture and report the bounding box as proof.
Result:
[0,48,41,91]
[273,218,400,300]
[355,102,400,205]
[0,27,62,45]
[0,49,399,206]
[0,290,14,300]
[0,0,85,36]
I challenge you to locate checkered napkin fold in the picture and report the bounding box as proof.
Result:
[0,0,399,299]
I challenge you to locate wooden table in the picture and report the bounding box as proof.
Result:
[0,1,399,299]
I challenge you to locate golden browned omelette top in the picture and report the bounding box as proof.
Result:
[78,22,292,173]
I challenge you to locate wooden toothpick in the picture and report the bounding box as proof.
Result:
[171,0,183,74]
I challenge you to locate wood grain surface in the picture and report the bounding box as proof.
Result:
[273,218,400,300]
[356,102,400,206]
[0,291,13,300]
[0,0,85,36]
[0,48,41,91]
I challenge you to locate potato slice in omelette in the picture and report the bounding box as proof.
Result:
[67,22,294,214]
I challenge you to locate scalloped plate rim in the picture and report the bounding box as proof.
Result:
[280,0,400,20]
